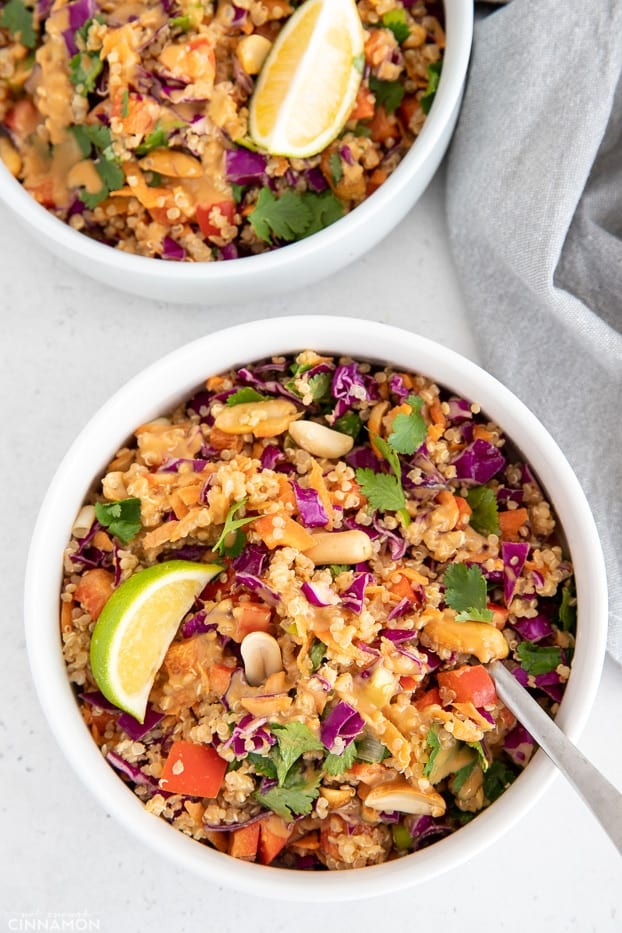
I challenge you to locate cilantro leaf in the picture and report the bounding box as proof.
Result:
[69,51,104,95]
[249,188,312,243]
[423,727,441,778]
[0,0,36,48]
[355,468,405,512]
[78,155,124,208]
[74,15,102,47]
[369,75,405,114]
[254,770,321,821]
[482,759,516,803]
[269,722,324,785]
[387,395,426,455]
[96,156,124,193]
[249,188,344,244]
[169,13,192,31]
[558,582,576,634]
[70,123,112,156]
[247,753,278,780]
[301,190,344,237]
[467,485,500,536]
[94,498,142,544]
[382,9,410,44]
[323,742,357,776]
[516,640,562,676]
[226,387,266,406]
[467,740,489,773]
[449,757,477,794]
[328,152,343,184]
[70,123,123,208]
[443,563,493,623]
[309,637,326,672]
[78,185,109,210]
[333,411,362,440]
[213,498,257,557]
[421,60,442,115]
[135,121,170,156]
[373,434,402,481]
[307,372,331,401]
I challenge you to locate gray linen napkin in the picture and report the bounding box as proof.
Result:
[446,0,622,663]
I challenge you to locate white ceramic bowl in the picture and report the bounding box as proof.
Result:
[24,316,607,900]
[0,1,472,304]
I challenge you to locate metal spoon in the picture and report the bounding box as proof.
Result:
[488,660,622,854]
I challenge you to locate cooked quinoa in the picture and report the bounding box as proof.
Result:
[60,351,576,869]
[0,0,444,261]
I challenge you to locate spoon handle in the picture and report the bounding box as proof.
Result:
[488,661,622,855]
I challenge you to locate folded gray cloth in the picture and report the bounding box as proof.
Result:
[446,0,622,663]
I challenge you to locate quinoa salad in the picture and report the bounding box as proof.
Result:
[60,351,576,870]
[0,0,444,261]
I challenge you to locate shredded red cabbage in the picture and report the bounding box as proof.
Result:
[301,580,340,608]
[386,597,412,621]
[179,609,219,638]
[372,516,408,559]
[118,706,165,741]
[496,486,525,506]
[503,722,535,766]
[330,363,379,421]
[235,572,280,606]
[292,482,329,527]
[80,690,118,711]
[388,372,410,402]
[501,540,529,605]
[237,367,302,404]
[305,167,328,192]
[159,457,209,472]
[446,397,473,423]
[341,571,372,614]
[345,445,384,471]
[231,543,267,577]
[320,701,365,753]
[221,714,275,757]
[406,814,452,850]
[259,444,284,470]
[534,670,565,702]
[225,148,268,185]
[106,750,158,786]
[379,628,416,644]
[453,439,506,484]
[512,614,553,643]
[161,236,186,261]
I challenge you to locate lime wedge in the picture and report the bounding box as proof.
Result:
[89,560,221,722]
[248,0,364,158]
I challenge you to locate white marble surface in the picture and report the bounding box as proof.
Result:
[2,167,620,931]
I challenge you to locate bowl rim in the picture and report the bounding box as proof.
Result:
[24,315,607,901]
[0,0,472,284]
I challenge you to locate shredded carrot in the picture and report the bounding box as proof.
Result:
[473,425,494,442]
[349,86,375,121]
[454,495,472,530]
[498,508,529,539]
[387,574,417,602]
[385,401,411,437]
[253,512,314,550]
